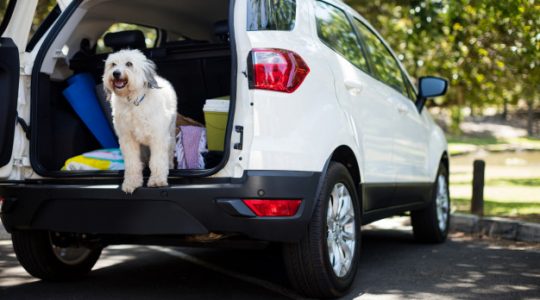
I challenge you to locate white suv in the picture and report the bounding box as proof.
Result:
[0,0,449,297]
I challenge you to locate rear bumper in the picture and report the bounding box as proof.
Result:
[0,171,321,242]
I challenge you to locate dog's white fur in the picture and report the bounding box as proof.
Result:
[103,49,177,193]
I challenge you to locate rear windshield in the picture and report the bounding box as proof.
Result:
[247,0,296,31]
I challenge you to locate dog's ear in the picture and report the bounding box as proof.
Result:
[143,59,160,89]
[103,85,112,101]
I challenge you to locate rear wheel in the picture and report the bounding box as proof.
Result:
[283,162,360,298]
[11,230,102,281]
[411,163,450,243]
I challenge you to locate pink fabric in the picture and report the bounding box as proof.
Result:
[176,126,206,169]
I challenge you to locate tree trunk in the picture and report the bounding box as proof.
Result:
[450,85,464,135]
[527,99,534,137]
[502,98,508,121]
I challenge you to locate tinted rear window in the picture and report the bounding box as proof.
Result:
[353,18,407,96]
[315,1,369,73]
[247,0,296,31]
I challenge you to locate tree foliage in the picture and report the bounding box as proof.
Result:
[346,0,539,132]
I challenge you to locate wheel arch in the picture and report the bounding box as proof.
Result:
[331,145,360,183]
[328,145,362,210]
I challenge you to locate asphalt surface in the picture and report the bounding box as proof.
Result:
[1,225,539,300]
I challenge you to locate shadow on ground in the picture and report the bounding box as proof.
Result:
[0,241,289,300]
[1,229,539,300]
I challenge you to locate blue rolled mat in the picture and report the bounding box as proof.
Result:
[63,73,119,148]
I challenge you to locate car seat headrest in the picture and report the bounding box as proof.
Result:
[104,30,147,52]
[213,20,229,42]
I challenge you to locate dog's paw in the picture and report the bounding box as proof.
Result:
[147,176,168,188]
[122,177,143,194]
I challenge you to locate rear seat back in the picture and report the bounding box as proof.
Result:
[104,30,147,52]
[157,44,231,123]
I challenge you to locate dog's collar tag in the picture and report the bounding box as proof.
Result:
[133,94,145,106]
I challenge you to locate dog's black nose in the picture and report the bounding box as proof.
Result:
[113,70,121,79]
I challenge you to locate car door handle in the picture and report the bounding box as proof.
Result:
[344,80,364,96]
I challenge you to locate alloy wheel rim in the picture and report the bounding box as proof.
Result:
[326,182,356,278]
[436,174,450,232]
[50,234,92,266]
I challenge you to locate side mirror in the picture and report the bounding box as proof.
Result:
[416,76,448,112]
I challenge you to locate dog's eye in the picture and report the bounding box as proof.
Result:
[111,63,116,67]
[126,62,133,67]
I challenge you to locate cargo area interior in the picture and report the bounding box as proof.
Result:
[33,0,232,174]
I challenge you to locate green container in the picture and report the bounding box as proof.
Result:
[203,99,230,151]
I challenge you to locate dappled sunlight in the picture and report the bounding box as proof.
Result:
[522,272,540,278]
[348,227,540,300]
[0,269,39,288]
[93,245,140,271]
[0,243,142,288]
[0,241,40,288]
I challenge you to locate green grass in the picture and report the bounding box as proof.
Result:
[487,178,540,186]
[448,141,540,222]
[509,137,540,148]
[451,184,540,204]
[451,178,540,187]
[452,197,540,223]
[447,135,540,147]
[447,136,502,146]
[448,136,540,156]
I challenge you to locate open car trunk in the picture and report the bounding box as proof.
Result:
[30,0,235,177]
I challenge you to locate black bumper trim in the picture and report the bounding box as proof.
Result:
[0,171,321,242]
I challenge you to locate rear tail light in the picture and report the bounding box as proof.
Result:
[242,199,302,217]
[248,48,310,93]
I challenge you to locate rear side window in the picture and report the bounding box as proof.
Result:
[0,0,15,35]
[247,0,296,31]
[315,1,369,73]
[27,3,60,52]
[352,18,407,96]
[29,1,58,41]
[405,78,417,101]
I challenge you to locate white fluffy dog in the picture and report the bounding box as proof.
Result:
[103,49,177,193]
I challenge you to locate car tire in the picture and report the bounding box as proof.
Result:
[11,230,102,281]
[411,163,450,243]
[282,162,360,298]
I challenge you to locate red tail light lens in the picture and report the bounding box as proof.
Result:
[242,199,302,217]
[249,48,310,93]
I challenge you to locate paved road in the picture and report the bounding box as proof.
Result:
[1,224,539,300]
